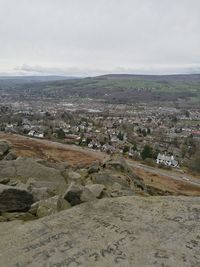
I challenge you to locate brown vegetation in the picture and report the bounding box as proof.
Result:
[0,133,105,166]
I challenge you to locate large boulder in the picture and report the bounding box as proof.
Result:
[64,183,96,206]
[0,196,199,267]
[0,140,10,158]
[0,178,10,185]
[0,157,66,194]
[65,171,82,184]
[0,184,33,212]
[26,178,53,201]
[31,195,71,218]
[92,172,130,188]
[104,157,129,172]
[103,157,146,191]
[88,162,100,174]
[1,212,35,222]
[3,151,17,161]
[85,184,106,198]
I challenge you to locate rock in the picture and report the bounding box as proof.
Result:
[92,172,130,188]
[88,163,100,174]
[146,185,173,196]
[0,184,34,212]
[0,157,66,194]
[111,182,122,191]
[68,171,82,180]
[31,187,52,202]
[0,177,10,185]
[103,157,146,191]
[3,151,17,160]
[85,184,105,198]
[0,216,7,222]
[0,140,10,158]
[37,160,70,172]
[0,196,199,267]
[36,196,71,218]
[29,202,39,215]
[104,157,129,172]
[1,212,35,221]
[8,179,18,186]
[65,171,82,184]
[110,189,135,197]
[64,183,96,206]
[26,178,53,201]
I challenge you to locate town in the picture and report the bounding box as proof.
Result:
[1,97,199,173]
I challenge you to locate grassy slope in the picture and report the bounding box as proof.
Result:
[1,74,200,103]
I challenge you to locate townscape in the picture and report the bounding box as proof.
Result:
[1,92,200,173]
[1,0,200,265]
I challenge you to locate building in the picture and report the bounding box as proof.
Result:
[156,153,178,167]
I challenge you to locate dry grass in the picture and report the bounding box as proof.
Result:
[132,167,200,196]
[0,133,105,166]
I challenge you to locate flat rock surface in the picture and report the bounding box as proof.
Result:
[0,196,200,267]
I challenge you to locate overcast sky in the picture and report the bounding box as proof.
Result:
[0,0,200,76]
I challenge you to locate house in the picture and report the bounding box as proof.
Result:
[156,153,178,167]
[192,131,200,139]
[28,130,36,137]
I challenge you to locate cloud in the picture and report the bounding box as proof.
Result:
[11,63,200,77]
[0,0,200,75]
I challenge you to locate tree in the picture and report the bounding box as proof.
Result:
[141,145,153,160]
[123,145,130,154]
[56,128,65,139]
[190,151,200,174]
[117,132,124,141]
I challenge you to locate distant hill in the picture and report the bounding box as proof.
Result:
[0,74,199,104]
[0,75,78,83]
[98,73,200,83]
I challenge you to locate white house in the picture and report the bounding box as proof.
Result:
[156,153,178,167]
[28,130,36,137]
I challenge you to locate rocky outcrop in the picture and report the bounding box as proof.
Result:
[85,184,106,198]
[0,140,11,159]
[3,151,17,161]
[64,183,96,206]
[0,196,199,267]
[0,177,10,185]
[0,184,33,212]
[29,195,71,218]
[0,157,67,194]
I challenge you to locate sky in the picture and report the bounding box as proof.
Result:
[0,0,200,76]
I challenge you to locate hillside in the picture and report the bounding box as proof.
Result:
[0,74,200,104]
[0,136,200,267]
[1,133,200,196]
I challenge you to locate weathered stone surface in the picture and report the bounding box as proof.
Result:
[0,140,10,157]
[1,212,35,222]
[0,216,6,222]
[0,196,199,267]
[85,184,105,198]
[0,184,34,212]
[92,172,130,188]
[26,178,52,201]
[0,157,66,194]
[104,157,146,191]
[104,157,129,172]
[64,183,96,206]
[88,163,100,174]
[67,171,82,183]
[3,151,17,161]
[0,177,10,185]
[36,196,71,218]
